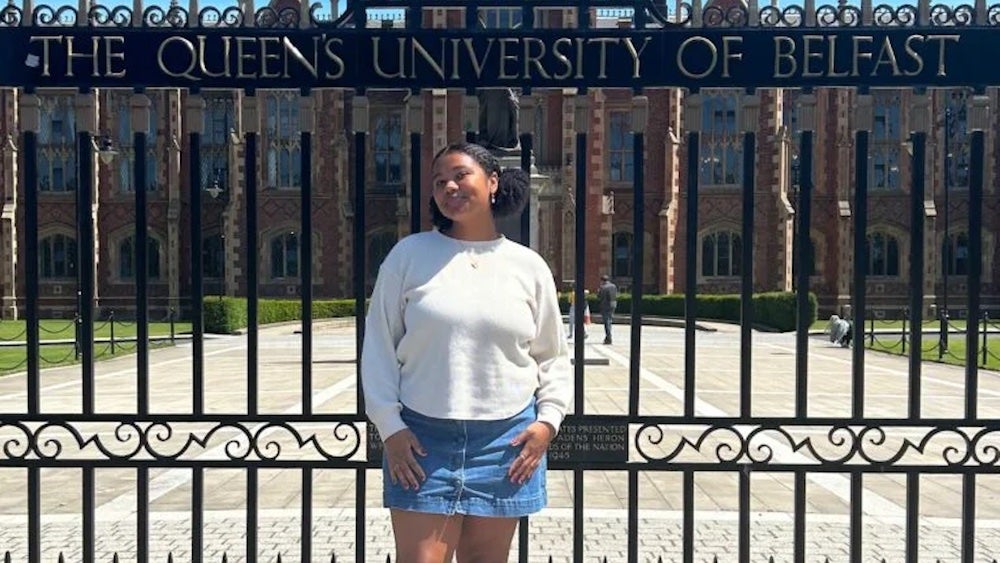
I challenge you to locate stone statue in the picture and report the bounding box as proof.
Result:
[478,89,520,152]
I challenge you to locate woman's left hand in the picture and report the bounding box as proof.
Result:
[508,421,555,484]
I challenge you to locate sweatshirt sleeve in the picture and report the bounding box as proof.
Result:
[529,267,573,434]
[361,266,408,442]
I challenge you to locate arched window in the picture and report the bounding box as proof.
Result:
[373,111,403,189]
[865,232,900,276]
[943,232,969,276]
[265,91,301,190]
[368,231,398,282]
[699,91,742,187]
[611,232,633,279]
[119,235,161,279]
[270,231,299,279]
[38,95,76,193]
[40,234,77,279]
[702,230,742,277]
[608,111,633,182]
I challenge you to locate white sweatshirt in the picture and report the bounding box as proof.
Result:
[361,229,572,442]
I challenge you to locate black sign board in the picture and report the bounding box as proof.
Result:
[2,27,996,90]
[547,419,628,465]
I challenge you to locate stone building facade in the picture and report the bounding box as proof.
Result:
[0,7,997,320]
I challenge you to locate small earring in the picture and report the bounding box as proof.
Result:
[491,194,496,204]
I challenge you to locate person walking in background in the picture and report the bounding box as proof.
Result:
[596,274,618,345]
[362,141,572,563]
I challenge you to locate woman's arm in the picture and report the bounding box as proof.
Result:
[361,267,408,442]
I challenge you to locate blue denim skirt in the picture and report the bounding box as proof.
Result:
[382,399,547,518]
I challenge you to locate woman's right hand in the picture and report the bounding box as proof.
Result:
[383,428,427,490]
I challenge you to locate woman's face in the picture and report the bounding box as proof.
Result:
[431,151,498,225]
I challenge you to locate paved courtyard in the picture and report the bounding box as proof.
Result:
[1,320,999,562]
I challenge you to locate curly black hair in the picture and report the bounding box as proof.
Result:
[429,142,529,232]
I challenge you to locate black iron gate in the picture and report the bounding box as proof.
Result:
[1,0,999,561]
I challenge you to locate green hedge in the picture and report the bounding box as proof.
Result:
[203,296,355,334]
[559,291,816,332]
[204,292,816,334]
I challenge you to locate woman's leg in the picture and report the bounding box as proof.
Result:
[390,509,463,563]
[454,516,519,563]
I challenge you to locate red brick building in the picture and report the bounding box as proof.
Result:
[0,7,997,320]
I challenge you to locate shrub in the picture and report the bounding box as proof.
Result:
[557,291,815,332]
[203,297,356,334]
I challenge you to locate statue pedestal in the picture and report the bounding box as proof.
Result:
[493,152,547,252]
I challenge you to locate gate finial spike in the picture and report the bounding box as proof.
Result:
[4,551,10,563]
[221,553,227,563]
[58,553,65,563]
[167,552,174,563]
[276,554,282,563]
[385,556,391,563]
[113,552,119,563]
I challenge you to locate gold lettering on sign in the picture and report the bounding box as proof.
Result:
[158,36,198,81]
[926,34,959,76]
[259,36,282,79]
[588,37,617,79]
[498,37,520,79]
[721,36,742,78]
[372,37,405,79]
[851,35,873,77]
[801,35,824,78]
[826,35,849,78]
[197,35,230,78]
[103,36,126,78]
[29,36,60,77]
[551,37,574,80]
[902,35,925,76]
[284,36,318,79]
[323,37,346,79]
[411,37,446,80]
[622,36,651,78]
[235,36,257,79]
[523,38,550,80]
[677,36,717,79]
[773,36,796,78]
[871,36,902,77]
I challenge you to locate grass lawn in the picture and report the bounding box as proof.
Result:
[867,333,1000,371]
[0,321,193,376]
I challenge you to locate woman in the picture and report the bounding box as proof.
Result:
[361,142,572,562]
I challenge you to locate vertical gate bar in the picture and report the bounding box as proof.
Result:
[572,94,587,563]
[408,93,422,235]
[683,470,694,563]
[21,92,41,414]
[850,472,862,563]
[573,468,584,562]
[133,91,150,416]
[627,96,647,563]
[138,466,148,563]
[683,93,701,419]
[28,467,40,563]
[965,117,986,419]
[796,109,814,419]
[739,95,757,418]
[962,473,975,563]
[573,95,587,411]
[517,94,536,563]
[793,471,805,563]
[739,469,749,563]
[464,93,479,144]
[243,92,260,416]
[193,468,203,563]
[300,93,314,416]
[630,96,647,417]
[905,472,919,563]
[353,94,369,563]
[302,468,312,563]
[248,468,258,563]
[684,130,699,417]
[908,103,928,420]
[852,96,872,420]
[519,121,532,246]
[187,93,206,415]
[83,467,95,563]
[77,91,96,414]
[628,470,639,563]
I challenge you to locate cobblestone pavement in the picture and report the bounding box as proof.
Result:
[1,321,999,561]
